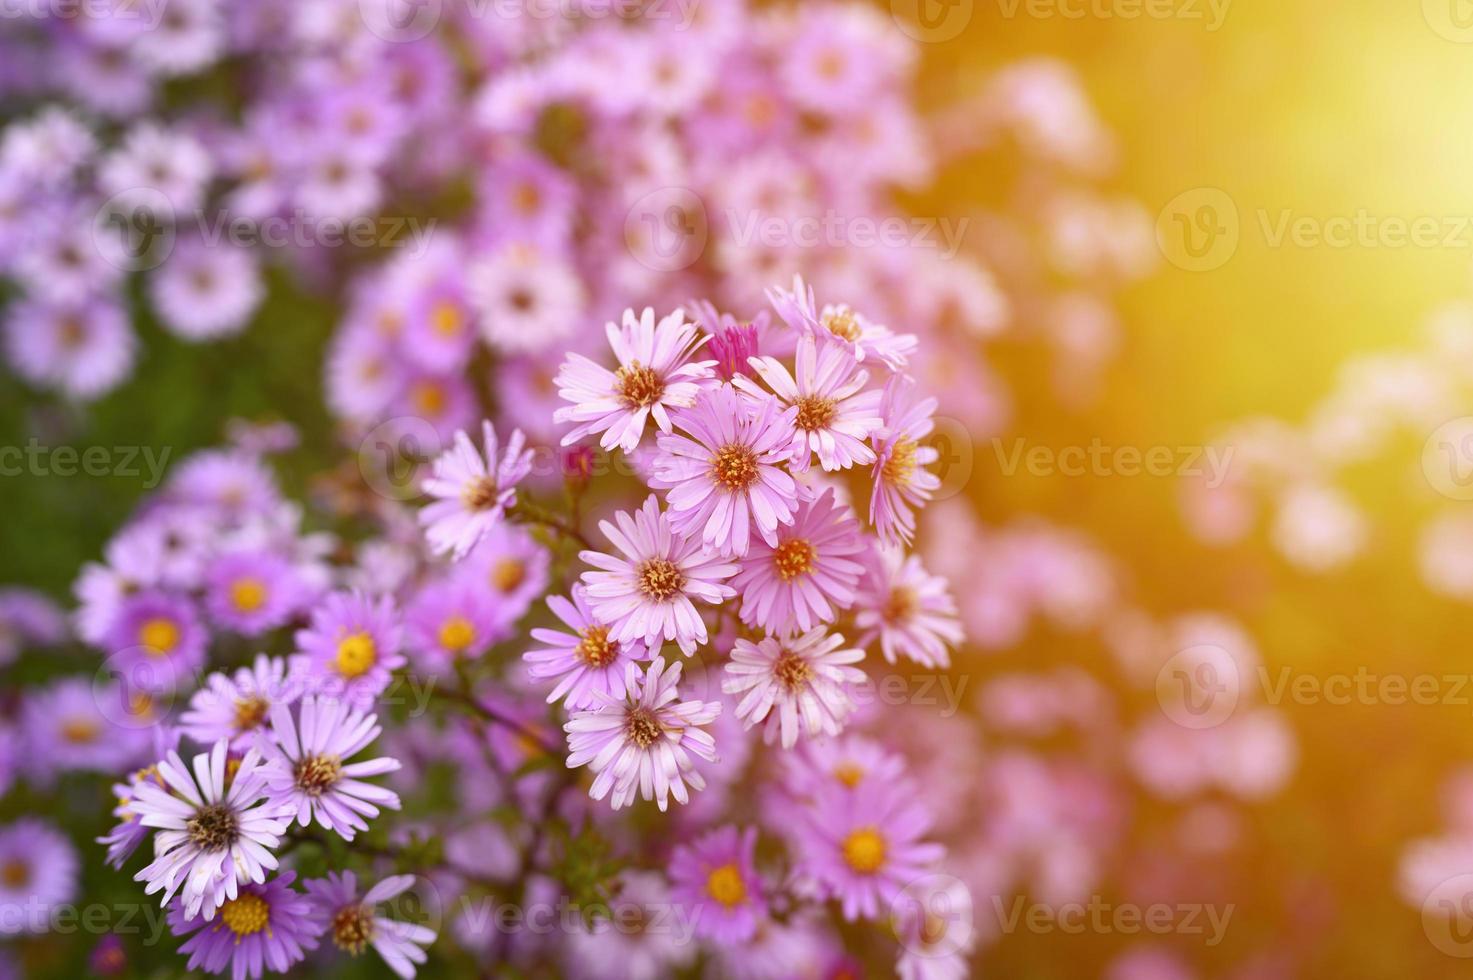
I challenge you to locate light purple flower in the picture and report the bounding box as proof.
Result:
[0,819,77,935]
[668,825,767,944]
[768,275,916,371]
[291,591,405,707]
[735,332,883,471]
[523,587,649,710]
[256,696,402,842]
[419,420,534,559]
[168,871,320,980]
[870,375,941,548]
[131,741,292,921]
[579,495,737,656]
[723,628,866,748]
[404,578,501,675]
[180,655,298,751]
[554,307,716,454]
[793,780,945,921]
[104,590,207,693]
[729,488,867,636]
[564,656,721,811]
[203,550,301,636]
[648,383,799,557]
[2,294,135,401]
[149,235,264,342]
[303,872,436,979]
[854,547,963,670]
[21,677,149,777]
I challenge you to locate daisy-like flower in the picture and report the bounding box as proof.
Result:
[735,332,883,471]
[256,697,402,842]
[723,628,866,749]
[579,495,738,656]
[104,590,208,693]
[854,548,962,670]
[668,825,767,943]
[768,275,916,371]
[564,657,721,811]
[648,384,799,557]
[2,294,136,401]
[180,655,298,751]
[203,550,301,636]
[131,741,292,921]
[0,819,78,935]
[730,488,867,636]
[869,375,941,548]
[291,591,404,706]
[168,871,320,980]
[404,578,501,675]
[419,420,534,559]
[793,781,945,922]
[554,307,716,454]
[523,587,649,710]
[303,872,436,979]
[456,522,551,633]
[21,677,148,777]
[470,242,585,354]
[149,236,264,342]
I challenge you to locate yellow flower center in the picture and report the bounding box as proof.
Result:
[491,558,526,593]
[711,444,759,491]
[1,860,29,888]
[822,309,862,342]
[883,586,918,624]
[706,863,746,908]
[625,707,663,748]
[430,301,463,337]
[220,893,270,936]
[138,617,180,655]
[794,395,837,432]
[772,539,816,581]
[833,762,865,787]
[772,651,813,690]
[575,624,619,668]
[61,718,99,744]
[332,904,376,954]
[841,828,887,874]
[615,361,665,409]
[882,437,919,487]
[438,616,476,653]
[334,632,377,678]
[637,558,685,601]
[234,696,269,732]
[412,381,446,416]
[230,578,267,613]
[463,475,500,511]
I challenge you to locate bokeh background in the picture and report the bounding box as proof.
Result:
[6,0,1473,976]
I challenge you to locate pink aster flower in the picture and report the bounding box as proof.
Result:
[419,420,534,559]
[303,872,436,979]
[730,488,867,636]
[723,628,866,748]
[105,590,208,693]
[21,677,149,777]
[0,819,77,935]
[793,780,945,922]
[404,577,501,675]
[854,548,963,670]
[870,375,942,548]
[563,656,721,811]
[768,275,916,371]
[256,696,402,842]
[180,655,298,751]
[579,495,738,656]
[203,550,302,636]
[168,871,320,980]
[554,307,716,453]
[648,383,799,557]
[735,332,883,471]
[668,825,767,944]
[2,294,136,401]
[523,587,649,710]
[131,741,292,921]
[290,591,405,707]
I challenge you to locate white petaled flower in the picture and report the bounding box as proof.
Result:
[130,741,291,921]
[554,307,716,453]
[564,657,721,811]
[419,419,535,559]
[256,696,402,841]
[723,628,867,748]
